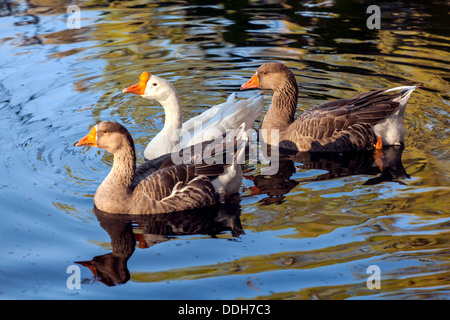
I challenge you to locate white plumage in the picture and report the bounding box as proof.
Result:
[123,73,263,161]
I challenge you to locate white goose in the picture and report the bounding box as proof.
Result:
[122,72,264,161]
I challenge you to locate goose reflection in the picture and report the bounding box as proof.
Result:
[76,195,243,286]
[247,145,409,205]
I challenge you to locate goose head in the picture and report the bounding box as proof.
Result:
[75,121,134,155]
[240,62,295,91]
[122,72,176,102]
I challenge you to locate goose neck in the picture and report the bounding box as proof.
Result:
[264,80,298,129]
[159,93,183,131]
[104,144,136,193]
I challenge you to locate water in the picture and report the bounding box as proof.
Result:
[0,0,449,300]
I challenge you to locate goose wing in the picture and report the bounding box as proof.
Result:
[180,94,263,148]
[285,89,410,151]
[130,164,220,214]
[134,134,233,187]
[291,89,405,148]
[132,123,248,212]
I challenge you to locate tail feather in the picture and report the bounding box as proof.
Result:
[211,123,248,201]
[373,86,416,146]
[391,86,416,113]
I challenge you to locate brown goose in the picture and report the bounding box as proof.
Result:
[74,121,247,214]
[241,62,416,152]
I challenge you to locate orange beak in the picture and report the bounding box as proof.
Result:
[76,260,97,277]
[122,72,150,95]
[240,72,260,90]
[74,126,97,147]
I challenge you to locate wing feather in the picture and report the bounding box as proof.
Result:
[289,89,405,150]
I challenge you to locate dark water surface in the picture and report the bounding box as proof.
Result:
[0,0,449,299]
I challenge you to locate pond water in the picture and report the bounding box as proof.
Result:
[0,0,449,300]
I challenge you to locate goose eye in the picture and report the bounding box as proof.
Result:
[152,83,157,86]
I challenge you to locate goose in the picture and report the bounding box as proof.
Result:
[74,121,247,214]
[122,72,264,161]
[240,62,416,152]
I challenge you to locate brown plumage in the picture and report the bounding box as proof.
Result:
[241,62,416,152]
[74,121,246,214]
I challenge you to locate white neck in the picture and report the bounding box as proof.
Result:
[144,89,183,160]
[159,92,183,132]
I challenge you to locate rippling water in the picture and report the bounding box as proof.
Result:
[1,0,449,299]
